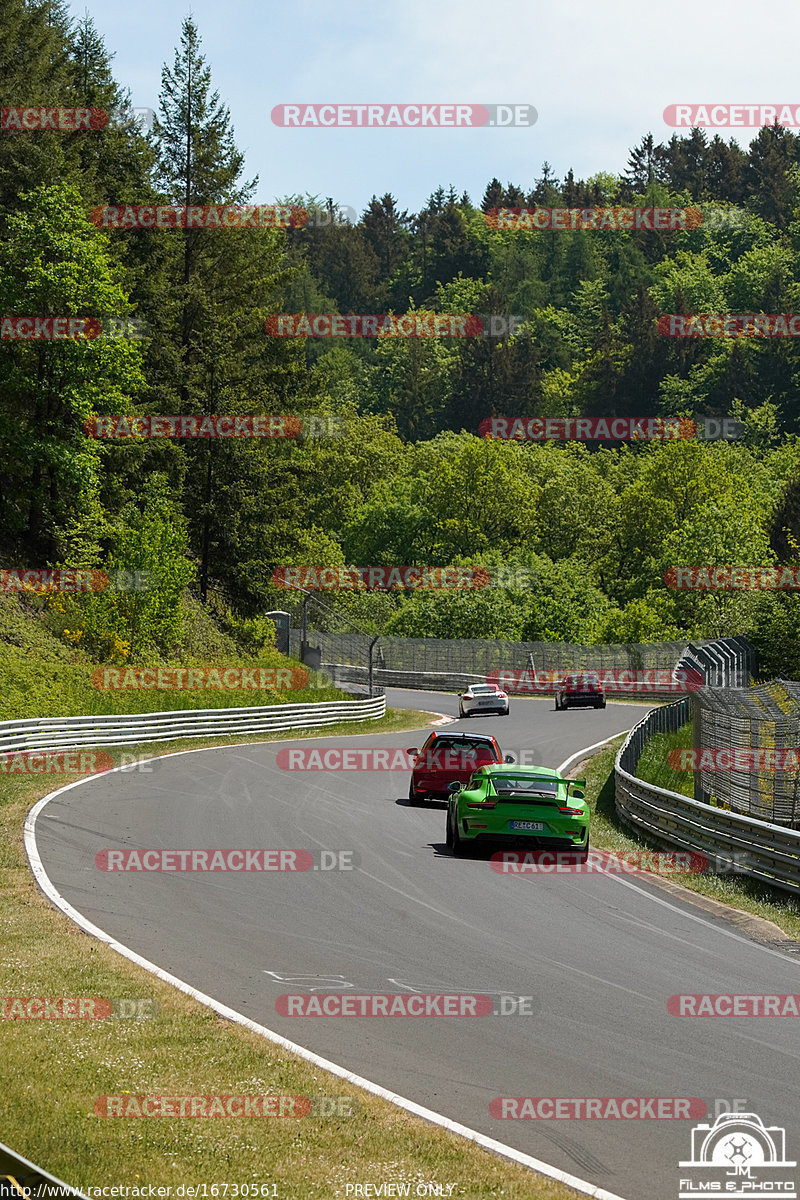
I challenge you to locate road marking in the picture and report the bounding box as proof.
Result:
[556,742,800,967]
[26,761,629,1200]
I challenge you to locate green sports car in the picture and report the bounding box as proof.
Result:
[445,764,589,859]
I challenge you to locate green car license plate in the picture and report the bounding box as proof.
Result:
[509,820,544,831]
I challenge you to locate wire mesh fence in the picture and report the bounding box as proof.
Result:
[616,701,800,890]
[291,629,754,701]
[297,631,752,685]
[692,680,800,827]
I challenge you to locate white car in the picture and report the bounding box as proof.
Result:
[458,683,510,717]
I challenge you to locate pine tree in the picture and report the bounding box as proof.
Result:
[746,124,800,225]
[150,17,308,605]
[624,134,660,192]
[532,162,559,205]
[67,14,156,203]
[0,0,76,210]
[362,194,410,279]
[481,179,504,211]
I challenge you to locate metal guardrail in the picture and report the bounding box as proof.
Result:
[615,700,800,896]
[322,663,488,693]
[0,696,386,755]
[0,1138,89,1198]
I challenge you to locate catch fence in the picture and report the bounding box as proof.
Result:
[296,631,754,695]
[692,680,800,827]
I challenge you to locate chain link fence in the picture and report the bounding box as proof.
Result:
[692,680,800,827]
[305,634,696,676]
[617,700,800,895]
[295,631,753,696]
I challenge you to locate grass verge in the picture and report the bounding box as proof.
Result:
[634,723,693,796]
[1,709,581,1200]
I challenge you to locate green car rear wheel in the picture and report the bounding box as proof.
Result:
[447,810,467,856]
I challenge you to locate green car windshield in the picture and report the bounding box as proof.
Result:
[487,775,560,797]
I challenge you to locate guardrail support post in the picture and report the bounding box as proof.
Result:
[369,635,380,698]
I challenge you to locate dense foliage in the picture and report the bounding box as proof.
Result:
[4,2,800,677]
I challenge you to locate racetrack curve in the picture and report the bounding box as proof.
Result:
[32,690,800,1200]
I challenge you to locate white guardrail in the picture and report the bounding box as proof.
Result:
[0,696,386,755]
[615,700,800,897]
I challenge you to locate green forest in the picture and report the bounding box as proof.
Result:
[4,0,800,689]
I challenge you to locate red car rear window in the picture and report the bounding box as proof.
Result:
[420,739,499,769]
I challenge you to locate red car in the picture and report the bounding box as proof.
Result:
[406,731,514,804]
[554,671,606,710]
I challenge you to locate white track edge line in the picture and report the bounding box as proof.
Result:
[557,731,632,777]
[25,761,628,1200]
[557,735,797,963]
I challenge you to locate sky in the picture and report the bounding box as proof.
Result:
[80,0,800,216]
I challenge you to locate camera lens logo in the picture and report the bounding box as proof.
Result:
[679,1112,796,1198]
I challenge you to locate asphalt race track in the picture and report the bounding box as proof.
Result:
[32,690,800,1200]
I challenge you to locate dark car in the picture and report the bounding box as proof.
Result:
[554,671,606,710]
[406,731,515,804]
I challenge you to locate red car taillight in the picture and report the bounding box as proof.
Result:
[558,805,584,815]
[466,800,496,808]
